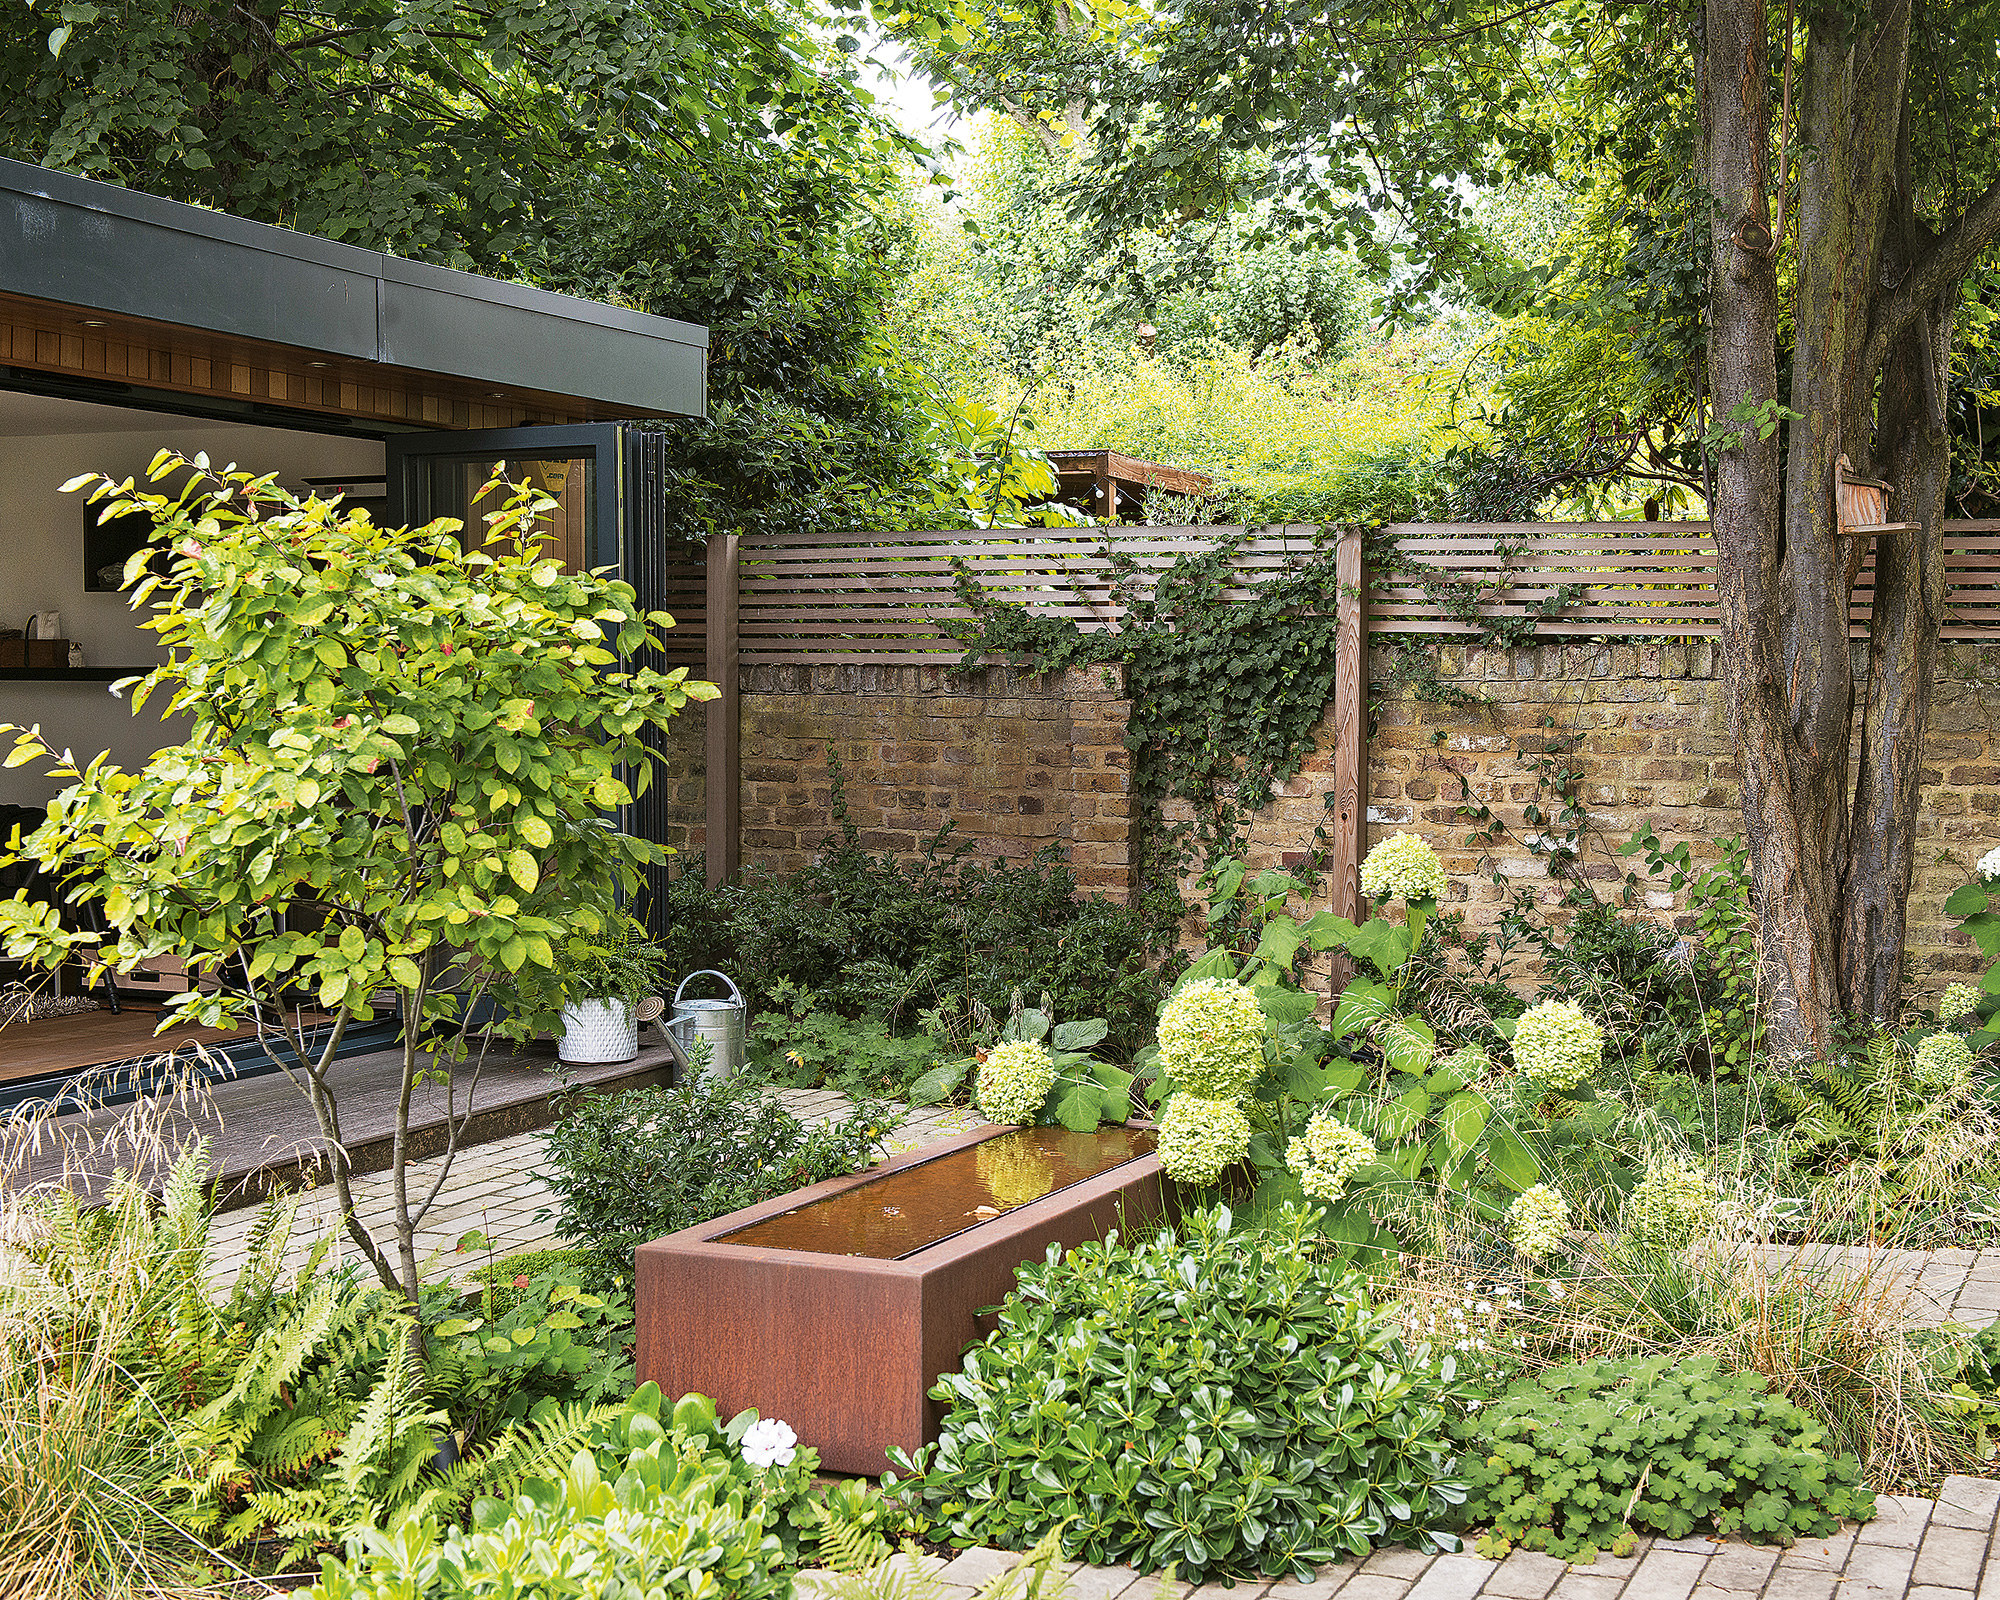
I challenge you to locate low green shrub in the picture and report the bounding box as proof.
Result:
[540,1076,888,1262]
[307,1445,790,1600]
[664,806,1168,1060]
[1456,1356,1876,1561]
[427,1265,636,1437]
[747,979,956,1098]
[892,1205,1470,1581]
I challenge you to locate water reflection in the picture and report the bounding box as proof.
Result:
[718,1125,1156,1260]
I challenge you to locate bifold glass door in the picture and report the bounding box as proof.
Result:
[386,424,624,574]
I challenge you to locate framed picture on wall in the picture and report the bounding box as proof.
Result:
[83,502,157,593]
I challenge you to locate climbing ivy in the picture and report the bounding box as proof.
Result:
[951,528,1349,932]
[948,524,1586,934]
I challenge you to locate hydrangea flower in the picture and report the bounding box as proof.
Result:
[1939,983,1982,1025]
[1978,844,2000,880]
[1156,977,1267,1100]
[1507,1184,1570,1261]
[740,1417,798,1469]
[1623,1162,1718,1250]
[1285,1112,1376,1201]
[1913,1030,1977,1091]
[1359,832,1449,904]
[1156,1095,1252,1186]
[1511,998,1604,1091]
[976,1040,1055,1125]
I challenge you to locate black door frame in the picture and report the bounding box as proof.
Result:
[385,423,625,573]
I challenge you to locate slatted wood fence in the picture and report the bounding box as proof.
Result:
[656,519,2000,905]
[651,521,2000,668]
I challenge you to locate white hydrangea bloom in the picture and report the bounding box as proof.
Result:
[740,1418,798,1469]
[1156,977,1267,1100]
[976,1039,1056,1125]
[1156,1095,1252,1186]
[1285,1112,1376,1201]
[1623,1162,1718,1250]
[1939,983,1982,1025]
[1978,844,2000,880]
[1913,1030,1977,1091]
[1359,832,1449,904]
[1511,998,1604,1091]
[1507,1184,1570,1261]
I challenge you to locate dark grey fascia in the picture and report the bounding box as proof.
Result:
[0,158,708,419]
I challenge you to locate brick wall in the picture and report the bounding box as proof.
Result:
[1214,639,2000,991]
[658,664,1135,897]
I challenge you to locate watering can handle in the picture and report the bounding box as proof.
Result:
[672,969,744,1008]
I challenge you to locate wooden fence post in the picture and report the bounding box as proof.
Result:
[1329,526,1369,930]
[705,533,741,888]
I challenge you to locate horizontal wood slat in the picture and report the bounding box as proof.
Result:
[648,522,2000,666]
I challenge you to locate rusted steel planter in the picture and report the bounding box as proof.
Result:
[634,1122,1163,1474]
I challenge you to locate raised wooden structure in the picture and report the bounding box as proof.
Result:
[1041,449,1213,522]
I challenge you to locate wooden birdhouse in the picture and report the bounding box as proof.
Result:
[1837,454,1898,596]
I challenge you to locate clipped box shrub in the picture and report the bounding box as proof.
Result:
[892,1205,1469,1582]
[1457,1356,1876,1562]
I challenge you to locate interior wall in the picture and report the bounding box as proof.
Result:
[0,412,383,807]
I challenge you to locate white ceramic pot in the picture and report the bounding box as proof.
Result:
[557,998,639,1064]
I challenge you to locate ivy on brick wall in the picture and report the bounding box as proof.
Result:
[950,529,1350,932]
[949,526,1587,934]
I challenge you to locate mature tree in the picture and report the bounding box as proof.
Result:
[907,0,2000,1057]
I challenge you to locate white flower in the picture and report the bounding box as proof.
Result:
[976,1040,1056,1125]
[1506,1183,1570,1261]
[1156,1095,1253,1185]
[1939,983,1982,1025]
[1979,844,2000,880]
[1510,998,1604,1091]
[1284,1113,1376,1201]
[1359,832,1448,904]
[1156,978,1268,1100]
[740,1417,798,1469]
[1624,1162,1718,1250]
[1914,1030,1977,1091]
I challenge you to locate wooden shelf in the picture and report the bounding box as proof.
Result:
[0,667,150,681]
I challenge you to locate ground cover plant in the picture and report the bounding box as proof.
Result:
[891,1204,1471,1581]
[538,1074,890,1265]
[1455,1356,1876,1561]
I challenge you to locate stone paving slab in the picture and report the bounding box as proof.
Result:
[202,1087,979,1285]
[800,1479,2000,1600]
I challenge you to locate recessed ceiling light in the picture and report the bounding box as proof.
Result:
[489,391,507,399]
[79,318,106,328]
[307,360,330,369]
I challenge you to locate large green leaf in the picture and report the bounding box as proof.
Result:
[1331,980,1391,1040]
[1964,912,2000,960]
[1946,882,1991,917]
[1258,987,1320,1027]
[1379,1016,1435,1076]
[1053,1017,1109,1052]
[907,1061,969,1107]
[1054,1085,1104,1132]
[1253,915,1307,969]
[1438,1090,1491,1161]
[1345,918,1412,978]
[1485,1122,1540,1190]
[1176,949,1239,988]
[1302,910,1360,951]
[1379,1085,1430,1139]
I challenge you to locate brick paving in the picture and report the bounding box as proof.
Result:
[202,1086,980,1285]
[799,1485,2000,1600]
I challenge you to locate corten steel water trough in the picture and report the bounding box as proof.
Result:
[634,1122,1163,1474]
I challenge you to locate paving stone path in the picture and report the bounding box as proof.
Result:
[202,1087,980,1283]
[806,1482,2000,1600]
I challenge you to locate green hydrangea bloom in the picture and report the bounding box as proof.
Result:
[1157,977,1267,1100]
[1507,1184,1570,1261]
[1938,983,1982,1025]
[1359,832,1449,904]
[1913,1029,1977,1091]
[1285,1112,1376,1201]
[976,1040,1055,1125]
[1623,1162,1718,1250]
[1157,1095,1252,1186]
[1511,998,1604,1091]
